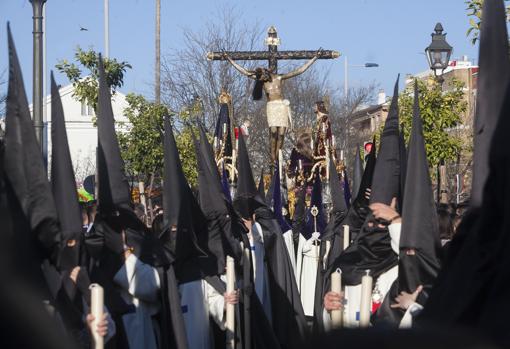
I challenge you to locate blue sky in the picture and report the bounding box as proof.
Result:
[1,0,479,101]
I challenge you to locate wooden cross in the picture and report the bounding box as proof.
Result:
[207,26,340,73]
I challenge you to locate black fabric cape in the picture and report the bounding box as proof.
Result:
[255,206,308,349]
[420,0,510,336]
[352,146,363,200]
[419,6,510,348]
[373,82,441,327]
[197,126,282,349]
[312,157,348,333]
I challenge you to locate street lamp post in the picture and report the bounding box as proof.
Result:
[30,0,46,149]
[425,22,453,204]
[425,23,453,86]
[344,56,379,96]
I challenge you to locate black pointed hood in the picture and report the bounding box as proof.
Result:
[353,137,377,208]
[163,118,216,281]
[471,0,510,207]
[292,186,307,237]
[233,132,265,219]
[398,126,408,212]
[4,24,60,253]
[370,76,400,205]
[163,118,202,249]
[321,158,349,243]
[257,168,265,197]
[269,160,292,233]
[50,73,82,242]
[193,130,226,272]
[343,169,351,208]
[399,81,441,294]
[96,56,141,231]
[198,123,221,186]
[196,126,244,262]
[163,117,190,228]
[214,102,233,157]
[329,157,347,214]
[50,73,83,270]
[195,128,225,215]
[352,146,363,199]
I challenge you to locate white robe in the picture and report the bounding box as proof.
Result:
[113,254,160,349]
[282,229,296,276]
[250,222,273,322]
[179,279,225,349]
[296,233,320,317]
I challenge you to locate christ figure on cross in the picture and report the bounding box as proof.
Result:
[224,49,322,167]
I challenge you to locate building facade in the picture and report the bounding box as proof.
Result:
[32,83,129,182]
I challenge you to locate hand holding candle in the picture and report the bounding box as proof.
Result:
[90,283,104,349]
[330,269,343,328]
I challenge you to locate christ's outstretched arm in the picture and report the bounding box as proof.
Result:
[224,55,256,80]
[281,49,322,80]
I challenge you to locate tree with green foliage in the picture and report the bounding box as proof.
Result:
[55,46,131,111]
[117,94,167,182]
[117,94,201,187]
[399,79,468,168]
[466,0,510,44]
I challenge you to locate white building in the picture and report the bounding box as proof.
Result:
[31,82,129,182]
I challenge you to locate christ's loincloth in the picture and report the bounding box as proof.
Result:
[266,99,292,129]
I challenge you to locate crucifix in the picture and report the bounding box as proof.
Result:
[207,26,340,169]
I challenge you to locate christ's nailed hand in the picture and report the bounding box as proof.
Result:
[324,291,344,312]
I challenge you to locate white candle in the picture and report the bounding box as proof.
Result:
[340,150,344,161]
[299,159,302,171]
[231,149,237,182]
[343,225,350,251]
[359,270,373,328]
[331,269,343,329]
[332,135,336,149]
[223,123,227,135]
[323,240,331,269]
[326,151,330,181]
[90,283,104,349]
[310,138,314,150]
[279,149,284,184]
[226,256,235,349]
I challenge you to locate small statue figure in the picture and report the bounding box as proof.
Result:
[313,101,333,158]
[288,129,314,185]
